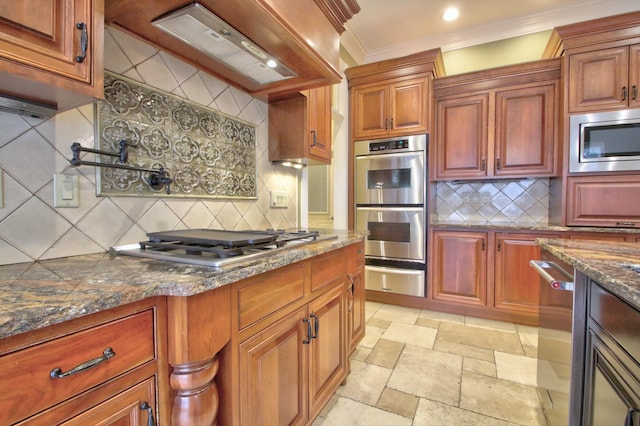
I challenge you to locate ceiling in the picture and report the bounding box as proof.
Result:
[341,0,640,64]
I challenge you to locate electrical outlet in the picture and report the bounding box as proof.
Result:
[54,174,79,208]
[270,190,288,208]
[0,169,3,209]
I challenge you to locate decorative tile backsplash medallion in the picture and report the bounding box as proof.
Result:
[434,178,550,225]
[96,72,257,198]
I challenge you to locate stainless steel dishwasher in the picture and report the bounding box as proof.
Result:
[530,251,575,426]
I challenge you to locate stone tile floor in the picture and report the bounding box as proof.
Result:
[314,301,546,425]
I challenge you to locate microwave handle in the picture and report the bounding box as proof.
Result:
[356,151,423,161]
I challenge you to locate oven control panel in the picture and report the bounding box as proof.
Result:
[369,139,409,151]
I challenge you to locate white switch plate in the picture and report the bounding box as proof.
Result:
[0,169,3,209]
[54,174,79,208]
[270,190,288,208]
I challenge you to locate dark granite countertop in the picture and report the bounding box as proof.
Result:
[431,221,640,234]
[0,230,363,340]
[536,238,640,311]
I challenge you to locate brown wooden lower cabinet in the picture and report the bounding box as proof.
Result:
[0,298,168,425]
[219,244,361,426]
[429,229,562,325]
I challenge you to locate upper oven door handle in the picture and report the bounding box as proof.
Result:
[356,151,423,161]
[530,260,574,291]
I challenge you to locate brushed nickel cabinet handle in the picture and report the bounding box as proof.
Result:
[496,158,501,170]
[622,86,628,101]
[50,347,115,379]
[633,85,638,100]
[302,318,311,344]
[481,159,486,171]
[75,22,88,63]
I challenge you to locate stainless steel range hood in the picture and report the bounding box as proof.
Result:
[152,3,297,85]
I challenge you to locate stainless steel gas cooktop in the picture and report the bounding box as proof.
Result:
[110,229,337,269]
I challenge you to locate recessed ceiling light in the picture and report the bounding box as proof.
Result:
[442,7,459,22]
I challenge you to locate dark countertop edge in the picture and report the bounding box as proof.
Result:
[430,222,640,234]
[536,238,640,311]
[0,232,364,340]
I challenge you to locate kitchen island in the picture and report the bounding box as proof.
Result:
[536,238,640,425]
[0,230,364,425]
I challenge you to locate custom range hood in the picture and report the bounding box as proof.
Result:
[105,0,360,100]
[152,3,296,85]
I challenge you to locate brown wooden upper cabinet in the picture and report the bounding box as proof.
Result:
[0,0,104,112]
[568,44,640,113]
[269,86,332,165]
[433,59,560,180]
[351,76,430,140]
[346,49,445,141]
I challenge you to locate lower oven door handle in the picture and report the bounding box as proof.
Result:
[366,265,424,275]
[529,260,574,291]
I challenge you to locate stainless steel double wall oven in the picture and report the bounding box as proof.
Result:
[354,134,427,297]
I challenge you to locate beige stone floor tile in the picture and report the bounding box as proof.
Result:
[336,359,392,405]
[518,328,539,358]
[365,301,383,321]
[350,346,372,362]
[371,304,420,324]
[460,371,545,425]
[418,309,465,324]
[320,397,412,426]
[413,398,519,426]
[360,324,385,349]
[367,317,391,329]
[463,357,497,378]
[437,322,524,355]
[366,338,404,369]
[387,344,462,405]
[376,387,419,419]
[495,351,538,386]
[414,316,441,329]
[433,338,495,362]
[381,322,437,349]
[465,316,517,333]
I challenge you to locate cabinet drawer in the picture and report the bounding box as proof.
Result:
[0,310,155,425]
[311,250,346,292]
[567,176,640,227]
[589,283,640,361]
[237,264,305,330]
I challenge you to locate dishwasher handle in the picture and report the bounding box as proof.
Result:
[530,260,575,291]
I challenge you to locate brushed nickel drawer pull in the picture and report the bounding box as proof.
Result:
[49,347,115,379]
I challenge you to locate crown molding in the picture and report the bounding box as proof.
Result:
[343,0,640,65]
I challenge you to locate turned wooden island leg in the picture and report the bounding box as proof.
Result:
[167,286,230,425]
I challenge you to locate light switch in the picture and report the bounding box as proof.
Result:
[270,190,288,208]
[54,174,79,208]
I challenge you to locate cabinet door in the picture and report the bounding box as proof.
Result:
[432,231,487,306]
[308,86,332,163]
[494,234,557,317]
[60,378,157,426]
[583,330,640,426]
[352,84,388,140]
[568,47,629,112]
[239,307,308,426]
[308,283,347,418]
[630,44,640,109]
[567,175,640,227]
[389,77,429,136]
[494,84,556,177]
[435,94,489,179]
[348,268,365,353]
[0,0,93,83]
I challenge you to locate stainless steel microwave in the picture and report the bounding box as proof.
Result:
[569,109,640,173]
